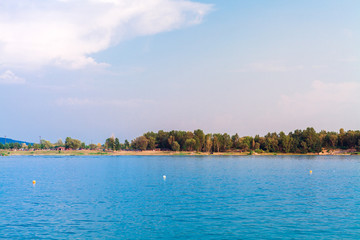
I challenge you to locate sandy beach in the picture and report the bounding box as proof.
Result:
[1,149,358,156]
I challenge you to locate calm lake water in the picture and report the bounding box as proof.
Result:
[0,155,359,239]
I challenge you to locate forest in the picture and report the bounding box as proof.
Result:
[1,128,359,154]
[106,127,360,154]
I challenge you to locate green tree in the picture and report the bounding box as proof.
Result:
[40,140,53,149]
[89,144,98,150]
[303,127,321,153]
[144,131,157,140]
[194,129,205,152]
[168,135,176,146]
[65,137,82,150]
[232,134,240,149]
[222,133,232,151]
[344,130,357,148]
[131,136,149,151]
[11,143,21,150]
[264,133,278,152]
[185,138,196,151]
[105,137,115,150]
[300,141,308,153]
[213,135,220,152]
[171,141,180,151]
[338,128,345,147]
[279,132,291,153]
[324,132,338,148]
[147,137,156,150]
[157,130,170,149]
[124,140,130,150]
[239,138,249,151]
[115,138,120,151]
[33,143,40,150]
[204,134,213,152]
[174,131,187,150]
[144,132,157,150]
[55,139,64,147]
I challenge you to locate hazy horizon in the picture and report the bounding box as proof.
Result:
[1,0,359,144]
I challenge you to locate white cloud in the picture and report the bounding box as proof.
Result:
[339,57,358,63]
[0,70,26,84]
[311,65,328,69]
[279,80,360,116]
[343,28,353,38]
[0,0,212,69]
[56,97,154,107]
[236,62,304,73]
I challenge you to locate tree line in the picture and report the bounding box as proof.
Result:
[115,128,360,153]
[0,137,98,151]
[1,128,359,153]
[0,136,129,151]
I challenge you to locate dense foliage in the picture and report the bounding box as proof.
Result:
[65,137,82,150]
[0,137,87,151]
[124,128,360,153]
[1,128,359,154]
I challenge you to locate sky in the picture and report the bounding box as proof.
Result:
[0,0,359,144]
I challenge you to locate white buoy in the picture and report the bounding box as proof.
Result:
[163,175,166,180]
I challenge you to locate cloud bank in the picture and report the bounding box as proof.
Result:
[0,0,211,69]
[56,97,154,107]
[280,80,360,116]
[236,62,304,73]
[0,70,25,84]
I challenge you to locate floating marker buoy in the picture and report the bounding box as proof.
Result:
[309,170,312,174]
[32,180,36,185]
[163,175,166,180]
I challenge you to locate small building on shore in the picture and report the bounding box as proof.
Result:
[56,147,66,151]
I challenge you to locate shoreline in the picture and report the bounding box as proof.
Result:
[1,149,359,156]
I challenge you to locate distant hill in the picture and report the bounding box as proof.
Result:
[0,137,33,145]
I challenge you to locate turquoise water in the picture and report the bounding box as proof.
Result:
[1,155,360,239]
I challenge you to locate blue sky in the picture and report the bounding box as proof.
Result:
[0,0,359,144]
